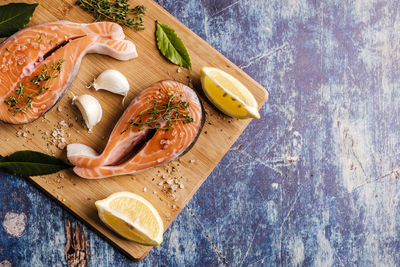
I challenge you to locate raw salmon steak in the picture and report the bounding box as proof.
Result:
[0,21,137,124]
[67,80,204,179]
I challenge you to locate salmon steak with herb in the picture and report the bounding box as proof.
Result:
[67,80,204,179]
[0,21,137,124]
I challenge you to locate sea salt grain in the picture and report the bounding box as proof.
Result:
[58,120,68,127]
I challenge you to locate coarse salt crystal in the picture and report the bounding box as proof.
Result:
[158,182,163,186]
[59,120,68,127]
[57,143,66,149]
[57,106,62,112]
[189,159,195,163]
[179,184,184,189]
[22,132,27,137]
[171,185,178,190]
[167,179,173,185]
[143,187,147,192]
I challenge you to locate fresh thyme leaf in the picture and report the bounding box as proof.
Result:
[75,0,146,31]
[5,59,64,115]
[0,3,38,37]
[0,150,70,176]
[16,82,25,98]
[4,96,18,107]
[122,95,194,134]
[156,22,192,69]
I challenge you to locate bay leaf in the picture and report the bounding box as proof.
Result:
[0,150,70,176]
[156,22,192,69]
[0,3,38,38]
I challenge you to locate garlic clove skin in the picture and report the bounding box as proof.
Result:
[92,69,130,96]
[73,94,102,132]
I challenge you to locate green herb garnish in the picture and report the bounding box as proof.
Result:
[75,0,146,31]
[122,95,194,134]
[0,3,38,38]
[156,22,192,69]
[16,82,25,97]
[4,96,18,108]
[0,150,70,176]
[5,59,64,115]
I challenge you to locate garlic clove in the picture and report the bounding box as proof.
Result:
[92,69,130,96]
[72,94,102,132]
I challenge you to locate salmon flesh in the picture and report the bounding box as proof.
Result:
[67,80,204,179]
[0,21,137,124]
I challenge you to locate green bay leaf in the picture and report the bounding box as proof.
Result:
[156,22,192,69]
[0,150,70,176]
[0,3,38,38]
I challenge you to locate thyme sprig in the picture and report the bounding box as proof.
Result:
[122,95,194,134]
[5,59,64,115]
[75,0,146,31]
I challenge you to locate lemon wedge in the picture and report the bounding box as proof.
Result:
[200,67,260,119]
[95,192,164,246]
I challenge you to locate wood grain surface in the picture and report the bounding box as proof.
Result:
[0,0,268,260]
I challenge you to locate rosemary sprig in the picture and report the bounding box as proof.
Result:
[122,95,194,134]
[5,59,64,115]
[75,0,146,31]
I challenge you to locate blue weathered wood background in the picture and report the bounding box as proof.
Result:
[2,0,400,266]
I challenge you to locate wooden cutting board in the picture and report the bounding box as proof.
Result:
[1,0,268,260]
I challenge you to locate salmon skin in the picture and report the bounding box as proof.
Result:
[67,80,204,179]
[0,21,137,124]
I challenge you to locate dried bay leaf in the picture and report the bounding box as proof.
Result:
[156,22,192,69]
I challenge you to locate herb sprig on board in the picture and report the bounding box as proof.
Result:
[75,0,146,31]
[122,95,194,134]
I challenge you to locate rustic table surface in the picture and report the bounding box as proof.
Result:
[2,0,400,266]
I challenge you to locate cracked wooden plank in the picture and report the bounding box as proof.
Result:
[65,220,89,267]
